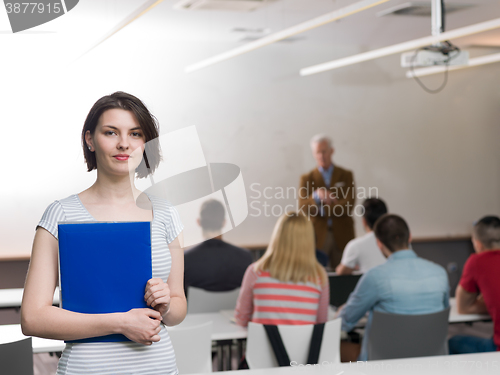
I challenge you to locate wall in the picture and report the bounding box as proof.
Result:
[1,22,499,257]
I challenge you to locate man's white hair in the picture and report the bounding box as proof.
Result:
[310,134,333,149]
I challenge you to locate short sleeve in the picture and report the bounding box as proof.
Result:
[460,254,479,294]
[165,204,184,244]
[37,201,66,240]
[234,264,258,327]
[340,239,359,269]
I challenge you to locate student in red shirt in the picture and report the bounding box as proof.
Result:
[449,216,500,354]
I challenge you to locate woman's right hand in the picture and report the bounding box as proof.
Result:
[120,308,163,345]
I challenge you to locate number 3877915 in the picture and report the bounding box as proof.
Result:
[5,3,62,14]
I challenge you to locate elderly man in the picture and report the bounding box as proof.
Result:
[299,134,355,268]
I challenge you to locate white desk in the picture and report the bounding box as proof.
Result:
[2,288,486,325]
[175,301,490,342]
[449,297,491,323]
[0,311,245,354]
[193,351,500,375]
[328,298,491,329]
[0,324,65,353]
[172,311,248,341]
[1,301,490,355]
[0,288,60,308]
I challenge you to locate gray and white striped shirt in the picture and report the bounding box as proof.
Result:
[37,193,183,375]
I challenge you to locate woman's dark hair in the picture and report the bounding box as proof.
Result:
[81,91,161,178]
[363,198,388,229]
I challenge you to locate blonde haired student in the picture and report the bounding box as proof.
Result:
[235,212,329,326]
[21,92,186,375]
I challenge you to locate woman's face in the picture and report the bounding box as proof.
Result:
[86,108,145,177]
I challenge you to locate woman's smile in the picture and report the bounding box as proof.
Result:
[114,154,130,161]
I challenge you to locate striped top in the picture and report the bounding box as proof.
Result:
[37,193,183,375]
[234,264,329,326]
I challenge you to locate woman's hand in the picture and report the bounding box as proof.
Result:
[120,308,162,345]
[144,278,171,318]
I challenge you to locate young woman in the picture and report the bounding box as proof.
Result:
[235,212,329,326]
[21,92,186,374]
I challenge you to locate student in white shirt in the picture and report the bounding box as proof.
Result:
[336,198,387,275]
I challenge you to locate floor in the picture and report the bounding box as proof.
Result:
[32,322,494,375]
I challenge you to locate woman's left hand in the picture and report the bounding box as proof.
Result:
[144,278,170,318]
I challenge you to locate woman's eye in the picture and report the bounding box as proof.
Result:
[105,131,116,136]
[132,132,143,138]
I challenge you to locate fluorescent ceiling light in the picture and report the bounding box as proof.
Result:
[406,52,500,78]
[184,0,390,73]
[300,17,500,76]
[81,0,165,57]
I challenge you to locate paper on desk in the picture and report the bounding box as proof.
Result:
[220,309,237,323]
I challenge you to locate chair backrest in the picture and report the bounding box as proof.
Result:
[187,287,240,314]
[167,321,213,374]
[411,240,474,297]
[0,337,34,375]
[368,307,451,360]
[246,319,342,369]
[328,273,362,308]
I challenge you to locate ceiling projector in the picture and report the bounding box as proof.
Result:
[401,43,469,68]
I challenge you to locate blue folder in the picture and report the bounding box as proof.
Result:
[58,221,152,343]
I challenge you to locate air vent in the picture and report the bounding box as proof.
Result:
[232,27,271,34]
[238,35,304,43]
[174,0,267,12]
[377,1,473,17]
[230,27,304,43]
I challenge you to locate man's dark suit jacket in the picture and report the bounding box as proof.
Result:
[184,238,253,293]
[299,164,355,251]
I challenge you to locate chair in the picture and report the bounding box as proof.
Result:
[187,287,240,314]
[167,321,213,374]
[367,307,450,360]
[246,319,342,369]
[0,337,34,375]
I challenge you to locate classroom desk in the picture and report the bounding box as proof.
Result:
[0,324,65,353]
[329,298,491,328]
[0,288,60,309]
[1,291,486,324]
[192,351,500,375]
[449,297,491,324]
[173,311,248,341]
[0,311,247,355]
[2,327,499,374]
[1,301,490,355]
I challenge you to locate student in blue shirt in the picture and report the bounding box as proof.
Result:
[339,214,449,361]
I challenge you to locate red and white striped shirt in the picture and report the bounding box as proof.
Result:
[235,264,329,326]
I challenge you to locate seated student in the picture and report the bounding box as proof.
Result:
[315,248,329,267]
[339,214,449,361]
[336,198,388,275]
[449,216,500,354]
[184,199,253,292]
[235,212,329,326]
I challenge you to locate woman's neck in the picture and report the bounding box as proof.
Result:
[88,171,140,203]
